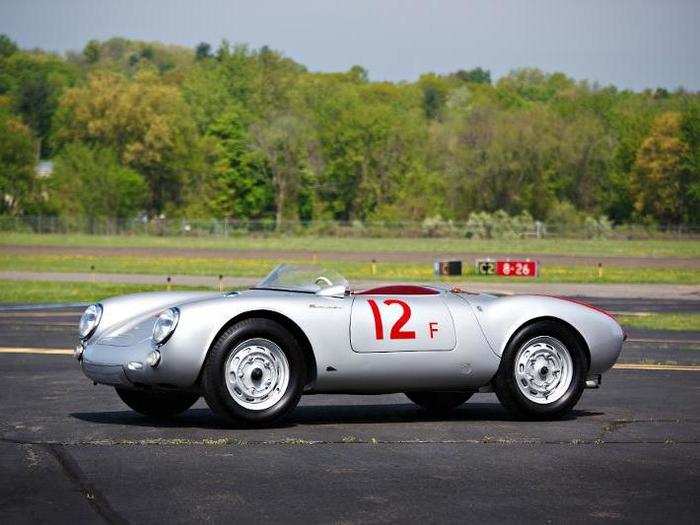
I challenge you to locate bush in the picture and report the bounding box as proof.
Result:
[465,210,535,239]
[584,215,613,239]
[421,215,455,237]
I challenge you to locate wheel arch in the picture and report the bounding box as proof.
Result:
[201,310,318,388]
[504,316,591,372]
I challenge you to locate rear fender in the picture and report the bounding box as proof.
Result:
[467,295,623,373]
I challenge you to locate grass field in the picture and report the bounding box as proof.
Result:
[2,232,699,258]
[616,313,700,332]
[1,253,699,284]
[0,280,209,304]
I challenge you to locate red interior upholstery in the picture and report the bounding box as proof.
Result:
[353,285,440,295]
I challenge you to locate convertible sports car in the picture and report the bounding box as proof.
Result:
[76,264,624,424]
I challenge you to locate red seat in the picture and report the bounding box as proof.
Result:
[353,285,440,295]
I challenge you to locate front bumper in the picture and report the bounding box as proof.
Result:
[78,332,203,390]
[81,359,131,386]
[80,338,160,388]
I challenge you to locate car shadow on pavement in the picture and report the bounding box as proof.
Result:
[70,403,602,430]
[290,403,602,426]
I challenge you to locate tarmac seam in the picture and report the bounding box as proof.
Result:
[42,443,128,525]
[2,436,697,447]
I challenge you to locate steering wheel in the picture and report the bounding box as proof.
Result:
[315,276,333,288]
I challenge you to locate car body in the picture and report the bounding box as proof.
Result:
[77,264,625,423]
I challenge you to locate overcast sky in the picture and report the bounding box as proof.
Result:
[1,0,698,90]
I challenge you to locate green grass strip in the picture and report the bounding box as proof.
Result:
[2,232,699,258]
[0,280,210,304]
[616,313,700,332]
[0,254,698,284]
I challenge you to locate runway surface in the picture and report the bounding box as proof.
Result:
[1,353,698,523]
[1,301,698,523]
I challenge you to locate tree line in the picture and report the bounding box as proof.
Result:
[1,35,698,228]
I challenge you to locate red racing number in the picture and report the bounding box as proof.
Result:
[367,299,416,340]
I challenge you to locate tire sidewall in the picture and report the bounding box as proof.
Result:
[204,319,305,424]
[496,321,586,419]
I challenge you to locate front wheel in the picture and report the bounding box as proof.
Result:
[493,320,586,420]
[115,388,199,418]
[202,319,306,426]
[405,391,473,412]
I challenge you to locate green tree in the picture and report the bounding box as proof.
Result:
[0,34,18,58]
[50,143,147,219]
[497,69,575,103]
[249,114,318,226]
[195,42,211,61]
[453,67,491,84]
[630,112,689,223]
[53,69,201,214]
[83,40,100,64]
[679,102,700,223]
[0,51,77,157]
[439,105,562,220]
[0,106,36,215]
[206,108,273,219]
[71,37,194,75]
[348,65,369,83]
[181,61,234,133]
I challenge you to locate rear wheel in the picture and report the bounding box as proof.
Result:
[115,388,199,418]
[202,318,306,426]
[405,391,473,412]
[494,320,586,420]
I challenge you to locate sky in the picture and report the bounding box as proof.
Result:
[1,0,698,91]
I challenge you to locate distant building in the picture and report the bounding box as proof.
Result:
[35,160,53,178]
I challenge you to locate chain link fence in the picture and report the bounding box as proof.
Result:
[0,215,698,240]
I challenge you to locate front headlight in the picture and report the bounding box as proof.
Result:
[152,307,179,346]
[79,304,102,340]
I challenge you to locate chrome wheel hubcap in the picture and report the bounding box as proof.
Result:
[514,336,573,404]
[225,338,290,410]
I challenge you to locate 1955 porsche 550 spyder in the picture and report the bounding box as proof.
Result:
[76,264,624,424]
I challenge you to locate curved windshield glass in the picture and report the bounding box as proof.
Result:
[255,264,349,293]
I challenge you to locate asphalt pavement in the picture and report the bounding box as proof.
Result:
[1,302,698,523]
[1,353,698,523]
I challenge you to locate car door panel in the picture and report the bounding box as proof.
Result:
[350,295,456,353]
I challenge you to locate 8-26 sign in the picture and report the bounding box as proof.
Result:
[476,259,538,277]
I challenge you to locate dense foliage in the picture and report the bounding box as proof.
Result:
[0,35,698,226]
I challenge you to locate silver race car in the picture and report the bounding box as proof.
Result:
[76,264,624,424]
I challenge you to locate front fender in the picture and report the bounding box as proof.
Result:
[89,291,221,342]
[153,291,332,388]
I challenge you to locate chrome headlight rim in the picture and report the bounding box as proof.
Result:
[79,303,103,341]
[152,307,180,347]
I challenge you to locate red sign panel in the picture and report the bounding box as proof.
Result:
[495,260,538,277]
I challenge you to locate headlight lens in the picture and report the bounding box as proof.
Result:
[79,304,102,340]
[152,307,179,345]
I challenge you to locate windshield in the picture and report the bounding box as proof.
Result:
[255,264,349,293]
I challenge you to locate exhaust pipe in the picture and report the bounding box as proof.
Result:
[585,375,601,389]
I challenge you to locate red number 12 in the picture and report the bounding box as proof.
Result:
[367,299,416,340]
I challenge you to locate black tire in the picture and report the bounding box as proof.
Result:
[493,320,586,420]
[115,387,199,418]
[405,391,473,412]
[202,318,306,426]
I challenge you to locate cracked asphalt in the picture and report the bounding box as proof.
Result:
[1,306,699,523]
